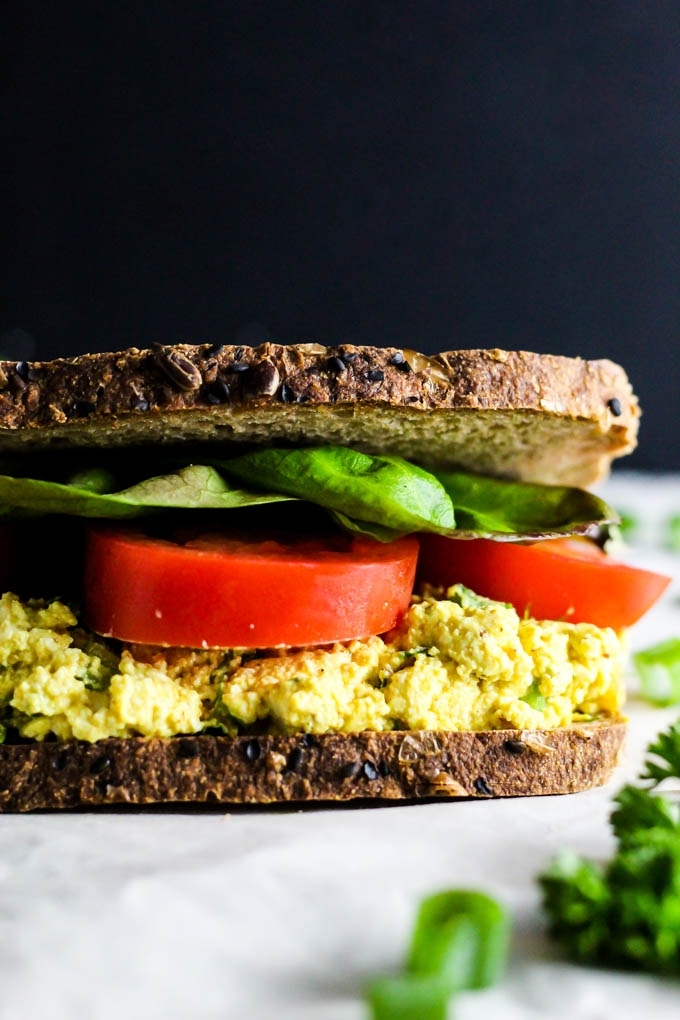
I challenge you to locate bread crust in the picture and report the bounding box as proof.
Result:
[0,721,625,811]
[0,344,638,485]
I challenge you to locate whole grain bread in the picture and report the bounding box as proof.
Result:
[0,721,625,812]
[0,344,638,486]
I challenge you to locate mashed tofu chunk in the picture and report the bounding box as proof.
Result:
[1,594,206,742]
[219,588,624,734]
[222,637,390,733]
[0,586,625,742]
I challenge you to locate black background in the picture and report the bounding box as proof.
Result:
[3,2,680,469]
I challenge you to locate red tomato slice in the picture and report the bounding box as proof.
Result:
[84,527,419,648]
[417,535,671,629]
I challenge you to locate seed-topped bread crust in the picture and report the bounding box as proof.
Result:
[0,721,625,812]
[0,343,638,485]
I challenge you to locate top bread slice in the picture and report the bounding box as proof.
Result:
[0,343,639,487]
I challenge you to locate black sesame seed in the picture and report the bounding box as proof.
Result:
[327,356,347,374]
[177,737,199,758]
[396,359,411,373]
[286,746,305,771]
[132,398,149,411]
[234,346,245,361]
[280,382,296,403]
[95,776,110,796]
[608,397,623,417]
[245,738,261,763]
[207,343,225,356]
[474,776,492,796]
[362,760,379,781]
[366,369,385,383]
[88,755,111,776]
[378,759,390,778]
[299,733,317,749]
[389,351,405,366]
[339,760,362,780]
[72,399,96,417]
[52,749,70,772]
[341,350,358,363]
[206,378,230,405]
[231,361,250,373]
[503,739,527,756]
[26,367,41,382]
[14,361,30,381]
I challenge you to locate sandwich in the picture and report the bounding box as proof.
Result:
[0,342,668,811]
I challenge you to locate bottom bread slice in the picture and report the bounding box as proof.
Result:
[0,721,626,811]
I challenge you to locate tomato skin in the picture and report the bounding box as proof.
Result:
[417,536,671,629]
[84,528,419,648]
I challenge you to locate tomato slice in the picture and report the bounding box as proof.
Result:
[84,527,419,648]
[417,536,671,629]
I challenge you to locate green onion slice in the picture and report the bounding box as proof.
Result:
[667,514,680,552]
[366,888,510,1019]
[407,890,510,992]
[366,974,450,1020]
[633,638,680,706]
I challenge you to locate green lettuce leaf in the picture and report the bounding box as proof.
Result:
[0,465,292,518]
[433,471,617,538]
[328,511,408,542]
[221,446,456,535]
[116,465,293,510]
[0,445,617,542]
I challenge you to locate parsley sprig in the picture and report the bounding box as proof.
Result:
[540,719,680,975]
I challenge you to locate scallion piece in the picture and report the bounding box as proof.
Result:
[408,890,510,992]
[667,514,680,551]
[633,638,680,706]
[520,680,547,712]
[366,974,449,1020]
[618,512,638,538]
[366,889,510,1019]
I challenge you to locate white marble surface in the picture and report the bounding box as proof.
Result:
[1,473,680,1020]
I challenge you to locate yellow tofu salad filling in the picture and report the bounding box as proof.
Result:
[0,586,624,744]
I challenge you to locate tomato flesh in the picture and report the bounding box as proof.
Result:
[417,535,670,629]
[85,528,419,648]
